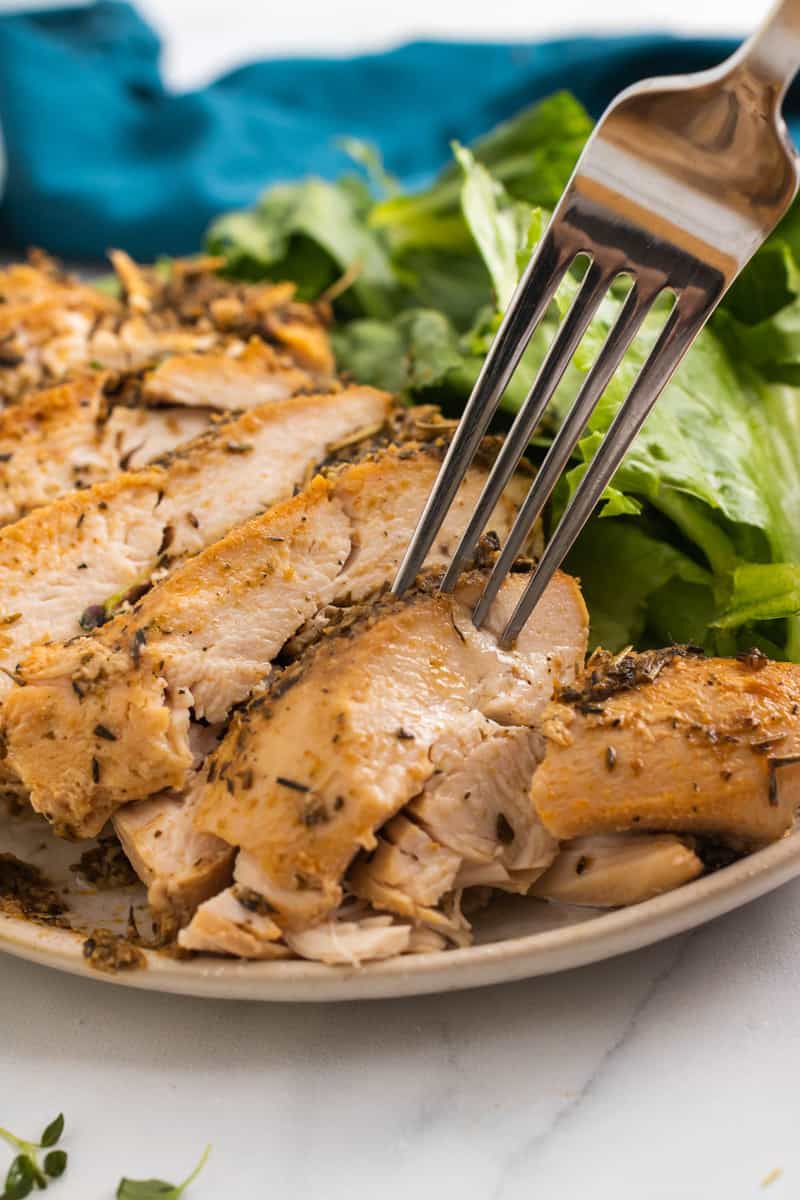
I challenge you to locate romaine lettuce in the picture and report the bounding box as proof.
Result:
[206,90,800,661]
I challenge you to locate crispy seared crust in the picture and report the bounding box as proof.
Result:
[0,252,335,405]
[0,255,118,312]
[0,465,165,633]
[532,649,800,847]
[195,584,487,928]
[0,374,109,519]
[110,251,335,378]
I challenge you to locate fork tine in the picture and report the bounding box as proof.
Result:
[392,228,573,596]
[499,295,712,646]
[471,280,658,628]
[439,258,611,593]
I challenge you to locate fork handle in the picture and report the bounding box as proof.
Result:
[737,0,800,100]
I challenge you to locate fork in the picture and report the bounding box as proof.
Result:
[393,0,800,645]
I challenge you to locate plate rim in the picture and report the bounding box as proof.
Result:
[2,828,800,1002]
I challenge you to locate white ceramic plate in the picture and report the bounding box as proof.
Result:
[3,805,800,1001]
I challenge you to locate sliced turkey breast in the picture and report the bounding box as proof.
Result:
[0,387,390,714]
[170,886,291,960]
[0,252,334,403]
[530,833,703,907]
[178,568,587,957]
[348,814,471,945]
[350,719,559,941]
[282,911,418,965]
[0,342,325,525]
[110,251,335,379]
[182,886,449,962]
[531,647,800,849]
[0,304,228,405]
[0,374,206,526]
[140,336,320,409]
[0,297,113,406]
[4,446,528,838]
[114,448,532,930]
[113,772,234,933]
[0,256,116,311]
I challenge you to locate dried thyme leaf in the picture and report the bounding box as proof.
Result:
[70,839,137,890]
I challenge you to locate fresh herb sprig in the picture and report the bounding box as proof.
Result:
[0,1114,67,1198]
[1,1112,210,1198]
[116,1144,211,1200]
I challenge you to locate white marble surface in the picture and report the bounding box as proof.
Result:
[3,878,800,1198]
[2,2,797,1196]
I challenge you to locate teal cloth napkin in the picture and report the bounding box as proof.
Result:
[0,2,764,258]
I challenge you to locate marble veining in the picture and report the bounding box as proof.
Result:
[490,933,693,1200]
[5,880,800,1198]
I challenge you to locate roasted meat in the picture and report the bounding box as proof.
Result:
[177,568,587,957]
[350,722,558,941]
[140,337,319,410]
[0,252,334,404]
[530,834,703,907]
[0,387,390,711]
[114,775,235,928]
[0,374,207,526]
[0,341,326,525]
[530,647,800,848]
[3,445,529,839]
[110,250,335,377]
[0,262,118,403]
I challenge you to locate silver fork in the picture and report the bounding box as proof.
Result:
[393,0,800,645]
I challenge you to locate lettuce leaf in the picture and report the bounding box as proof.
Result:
[206,88,800,661]
[452,144,542,310]
[564,519,714,651]
[207,177,397,317]
[331,308,462,394]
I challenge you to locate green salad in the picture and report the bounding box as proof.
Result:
[206,91,800,662]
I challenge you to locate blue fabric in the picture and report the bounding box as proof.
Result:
[0,2,787,259]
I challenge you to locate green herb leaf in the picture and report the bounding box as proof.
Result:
[153,257,173,283]
[116,1182,175,1199]
[434,90,593,210]
[39,1117,63,1150]
[0,1117,69,1196]
[714,563,800,629]
[4,1156,34,1200]
[116,1182,176,1199]
[453,143,541,310]
[42,1152,66,1181]
[207,91,589,333]
[116,1145,210,1200]
[332,308,461,395]
[565,519,714,652]
[722,239,800,326]
[370,91,591,249]
[92,274,122,299]
[337,138,399,198]
[208,179,395,316]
